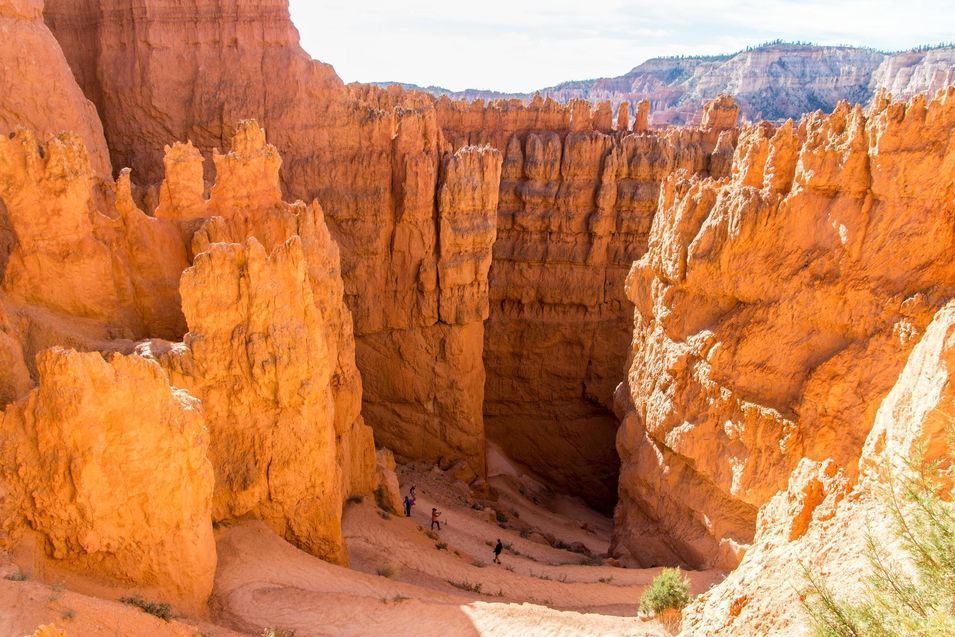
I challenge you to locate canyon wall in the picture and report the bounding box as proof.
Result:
[613,87,955,582]
[0,3,379,600]
[43,0,501,477]
[43,0,748,505]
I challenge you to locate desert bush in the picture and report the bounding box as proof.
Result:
[376,564,395,578]
[495,510,508,525]
[448,579,482,593]
[345,494,364,505]
[802,457,955,637]
[435,542,448,551]
[639,568,691,615]
[262,629,296,637]
[120,596,173,621]
[4,570,26,581]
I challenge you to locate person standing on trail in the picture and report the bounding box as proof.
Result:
[493,539,504,564]
[431,507,442,531]
[404,495,413,517]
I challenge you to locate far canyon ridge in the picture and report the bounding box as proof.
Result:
[381,41,955,125]
[0,1,953,636]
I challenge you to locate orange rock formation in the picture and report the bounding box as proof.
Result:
[614,89,955,577]
[0,348,214,613]
[0,4,382,598]
[1,2,953,634]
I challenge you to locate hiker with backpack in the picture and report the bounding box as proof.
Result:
[493,539,504,564]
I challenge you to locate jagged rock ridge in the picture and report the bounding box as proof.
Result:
[379,42,955,125]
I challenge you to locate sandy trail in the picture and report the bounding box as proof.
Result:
[0,566,239,637]
[4,460,724,636]
[210,463,724,636]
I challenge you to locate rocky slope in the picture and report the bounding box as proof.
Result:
[614,85,955,615]
[0,0,384,608]
[41,0,742,508]
[382,43,955,126]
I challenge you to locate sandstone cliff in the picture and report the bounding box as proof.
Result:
[613,87,955,584]
[0,348,215,613]
[0,116,377,600]
[683,298,955,634]
[0,0,109,176]
[38,0,753,512]
[43,0,505,478]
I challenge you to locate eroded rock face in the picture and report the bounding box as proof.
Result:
[429,97,738,510]
[613,89,955,570]
[683,299,955,635]
[0,348,215,612]
[0,116,376,593]
[0,0,109,176]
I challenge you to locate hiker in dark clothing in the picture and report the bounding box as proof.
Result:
[431,507,442,530]
[404,495,413,517]
[493,539,503,564]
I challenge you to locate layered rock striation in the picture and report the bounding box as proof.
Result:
[613,88,955,572]
[0,17,379,598]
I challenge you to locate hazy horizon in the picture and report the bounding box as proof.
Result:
[289,0,954,93]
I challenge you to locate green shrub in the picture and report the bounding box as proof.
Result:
[120,596,173,621]
[435,542,448,551]
[802,456,955,637]
[495,510,508,525]
[639,568,691,615]
[376,564,395,578]
[4,570,26,582]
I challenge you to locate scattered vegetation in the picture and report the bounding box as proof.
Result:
[802,457,955,637]
[373,486,389,511]
[581,555,604,566]
[448,579,482,594]
[495,510,508,525]
[346,494,364,505]
[262,629,296,637]
[376,564,395,578]
[426,530,440,541]
[599,576,614,584]
[471,502,485,511]
[639,568,691,615]
[120,596,174,621]
[4,570,26,582]
[519,529,530,539]
[505,565,515,572]
[435,542,448,551]
[377,510,391,520]
[60,608,75,621]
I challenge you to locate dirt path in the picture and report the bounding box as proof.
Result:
[210,462,724,636]
[5,458,724,636]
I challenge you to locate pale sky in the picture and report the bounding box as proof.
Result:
[288,1,955,93]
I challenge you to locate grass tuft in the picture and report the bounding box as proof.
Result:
[448,579,483,593]
[120,596,174,621]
